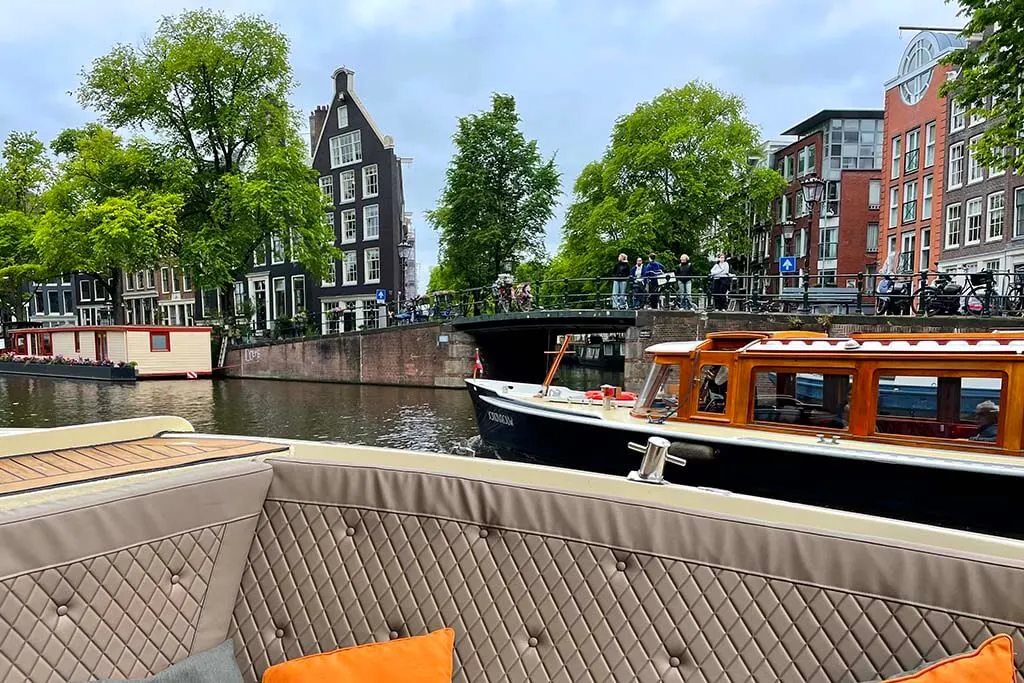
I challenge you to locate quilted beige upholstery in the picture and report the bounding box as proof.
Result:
[0,461,273,683]
[231,459,1024,683]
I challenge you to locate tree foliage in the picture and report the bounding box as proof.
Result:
[34,125,184,323]
[554,82,785,280]
[942,4,1024,174]
[77,9,334,301]
[428,93,560,291]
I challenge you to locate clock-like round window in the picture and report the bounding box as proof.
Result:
[898,37,937,105]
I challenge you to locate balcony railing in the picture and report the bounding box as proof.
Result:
[904,149,920,174]
[902,201,918,223]
[898,251,915,273]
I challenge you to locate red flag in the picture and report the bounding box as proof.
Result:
[472,349,483,378]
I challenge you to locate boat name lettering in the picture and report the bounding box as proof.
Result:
[487,411,514,427]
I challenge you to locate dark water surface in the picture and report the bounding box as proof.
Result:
[0,367,622,453]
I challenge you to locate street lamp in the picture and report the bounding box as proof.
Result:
[397,239,412,308]
[800,175,827,206]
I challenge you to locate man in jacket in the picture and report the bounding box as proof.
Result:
[675,254,692,310]
[611,254,630,309]
[641,253,666,309]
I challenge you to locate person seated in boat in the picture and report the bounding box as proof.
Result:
[968,401,999,442]
[829,402,850,429]
[698,365,728,413]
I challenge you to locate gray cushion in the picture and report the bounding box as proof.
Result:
[94,640,243,683]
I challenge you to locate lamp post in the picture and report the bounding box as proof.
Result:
[780,220,796,295]
[397,239,411,311]
[797,175,827,313]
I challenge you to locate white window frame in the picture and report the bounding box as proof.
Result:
[319,176,333,202]
[967,135,984,184]
[902,180,918,224]
[291,275,305,314]
[922,175,933,220]
[342,251,358,286]
[171,267,181,293]
[889,186,899,228]
[340,169,356,203]
[329,130,362,169]
[904,129,920,173]
[161,267,171,293]
[337,105,348,129]
[920,228,931,271]
[271,234,285,265]
[987,191,1005,242]
[966,197,983,245]
[947,142,964,189]
[868,179,881,209]
[364,247,381,284]
[891,136,901,180]
[341,208,357,245]
[950,100,966,132]
[924,122,936,167]
[363,204,380,241]
[79,280,91,302]
[1015,188,1024,239]
[272,276,287,320]
[362,164,379,198]
[322,259,337,288]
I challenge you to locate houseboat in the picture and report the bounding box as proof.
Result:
[5,325,212,380]
[467,330,1024,539]
[577,335,626,370]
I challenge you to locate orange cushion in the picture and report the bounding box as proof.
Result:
[261,627,454,683]
[883,633,1015,682]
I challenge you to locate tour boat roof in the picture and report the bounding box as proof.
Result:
[645,330,1024,358]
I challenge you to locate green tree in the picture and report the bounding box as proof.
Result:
[554,82,786,282]
[34,125,184,323]
[0,132,53,321]
[77,9,335,310]
[428,93,560,291]
[941,6,1024,174]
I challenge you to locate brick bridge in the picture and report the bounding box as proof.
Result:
[222,310,1019,389]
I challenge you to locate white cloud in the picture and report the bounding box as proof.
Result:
[818,0,964,38]
[337,0,551,35]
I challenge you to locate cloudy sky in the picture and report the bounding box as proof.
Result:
[0,0,963,288]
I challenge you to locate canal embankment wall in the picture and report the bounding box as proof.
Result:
[223,323,477,388]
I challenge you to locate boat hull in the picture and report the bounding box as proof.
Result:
[467,379,1024,539]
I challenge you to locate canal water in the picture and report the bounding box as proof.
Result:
[0,367,621,453]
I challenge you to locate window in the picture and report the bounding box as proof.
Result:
[363,300,381,330]
[783,156,793,181]
[1016,188,1024,238]
[900,232,916,272]
[902,180,917,223]
[868,180,881,209]
[889,186,899,227]
[160,268,170,294]
[149,331,170,352]
[891,136,901,179]
[888,235,897,263]
[969,106,986,127]
[343,251,358,285]
[340,169,356,202]
[752,371,853,430]
[364,247,381,283]
[951,100,966,132]
[945,204,962,248]
[79,280,91,302]
[898,37,936,105]
[824,181,839,217]
[968,135,984,183]
[922,176,933,220]
[362,164,379,198]
[341,208,357,244]
[39,332,52,356]
[966,197,983,244]
[135,271,145,289]
[987,192,1005,241]
[781,194,791,222]
[253,242,266,267]
[329,131,362,168]
[874,374,1002,444]
[125,272,134,291]
[326,211,335,235]
[697,365,728,414]
[337,105,348,129]
[796,192,807,217]
[319,176,334,201]
[363,204,379,240]
[984,259,1001,273]
[147,270,155,289]
[322,260,337,288]
[797,228,809,258]
[271,235,285,264]
[233,282,245,313]
[291,275,305,314]
[47,291,60,315]
[920,228,931,271]
[924,122,936,167]
[818,228,837,259]
[867,222,879,252]
[948,142,964,189]
[804,144,815,175]
[990,147,1007,178]
[62,290,73,315]
[273,277,287,319]
[904,129,920,173]
[171,268,181,293]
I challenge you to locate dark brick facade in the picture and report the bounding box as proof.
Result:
[836,170,882,281]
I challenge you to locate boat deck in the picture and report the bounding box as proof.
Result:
[0,436,289,496]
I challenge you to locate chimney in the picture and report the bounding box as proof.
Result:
[308,105,328,157]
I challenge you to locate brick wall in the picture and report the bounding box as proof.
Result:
[836,169,882,278]
[625,310,1018,389]
[224,323,477,388]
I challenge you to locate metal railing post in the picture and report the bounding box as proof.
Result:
[593,277,601,309]
[562,279,569,309]
[856,272,864,314]
[918,270,928,316]
[800,271,810,313]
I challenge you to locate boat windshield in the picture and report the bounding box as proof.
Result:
[635,363,678,414]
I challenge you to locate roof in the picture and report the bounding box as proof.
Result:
[781,110,885,137]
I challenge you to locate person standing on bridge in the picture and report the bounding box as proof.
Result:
[710,253,731,311]
[630,256,645,309]
[611,254,630,309]
[675,254,692,310]
[642,253,666,310]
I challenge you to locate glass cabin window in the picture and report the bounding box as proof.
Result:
[635,363,677,414]
[874,374,1003,443]
[752,371,853,429]
[697,365,729,414]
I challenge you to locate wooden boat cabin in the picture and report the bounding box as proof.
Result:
[633,330,1024,456]
[8,325,213,378]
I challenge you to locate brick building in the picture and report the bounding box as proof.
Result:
[760,110,882,292]
[877,30,964,275]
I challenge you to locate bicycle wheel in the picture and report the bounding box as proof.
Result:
[1005,286,1024,315]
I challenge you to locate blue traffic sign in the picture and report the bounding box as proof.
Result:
[375,288,388,303]
[779,257,797,274]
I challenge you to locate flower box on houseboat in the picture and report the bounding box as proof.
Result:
[467,330,1024,539]
[6,325,212,379]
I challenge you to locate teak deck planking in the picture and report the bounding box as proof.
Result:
[0,436,288,495]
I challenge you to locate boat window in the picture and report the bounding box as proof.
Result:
[636,363,677,413]
[752,371,852,429]
[697,365,729,414]
[875,374,1003,443]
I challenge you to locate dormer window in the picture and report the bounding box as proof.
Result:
[338,105,348,129]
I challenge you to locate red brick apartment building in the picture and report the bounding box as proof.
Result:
[878,30,962,274]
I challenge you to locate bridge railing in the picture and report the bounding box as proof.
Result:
[223,269,1024,346]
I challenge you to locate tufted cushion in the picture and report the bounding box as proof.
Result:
[93,639,244,682]
[230,458,1024,683]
